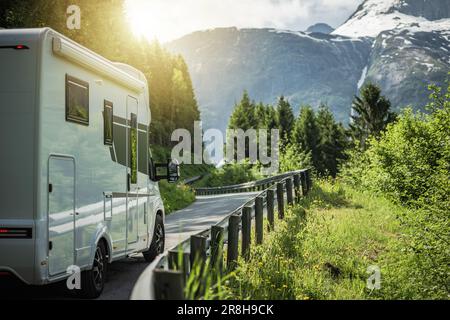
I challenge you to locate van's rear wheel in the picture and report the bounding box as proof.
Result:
[79,241,107,299]
[143,215,165,262]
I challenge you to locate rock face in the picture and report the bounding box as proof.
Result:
[306,23,334,34]
[167,0,450,131]
[365,28,450,113]
[393,0,450,20]
[333,0,450,38]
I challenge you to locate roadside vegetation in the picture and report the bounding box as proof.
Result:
[193,161,262,188]
[221,180,447,300]
[218,79,449,299]
[221,181,400,300]
[341,81,450,296]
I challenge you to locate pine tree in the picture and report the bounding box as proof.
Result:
[264,105,279,130]
[228,91,257,130]
[276,96,294,143]
[292,106,320,169]
[255,102,267,129]
[350,83,396,149]
[316,104,348,177]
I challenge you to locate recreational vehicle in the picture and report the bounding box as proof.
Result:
[0,28,179,298]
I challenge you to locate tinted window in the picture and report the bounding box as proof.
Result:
[103,100,113,145]
[66,75,89,125]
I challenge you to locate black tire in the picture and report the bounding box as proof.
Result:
[143,214,165,262]
[79,241,107,299]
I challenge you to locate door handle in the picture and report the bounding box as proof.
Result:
[127,173,131,192]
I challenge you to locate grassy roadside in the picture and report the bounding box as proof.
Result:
[159,162,215,214]
[220,179,443,300]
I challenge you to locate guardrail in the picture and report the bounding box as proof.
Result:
[195,170,311,195]
[130,168,312,300]
[182,175,204,185]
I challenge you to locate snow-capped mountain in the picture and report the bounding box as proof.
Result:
[167,0,450,131]
[333,0,450,38]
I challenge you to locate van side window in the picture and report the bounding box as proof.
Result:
[65,74,89,125]
[103,100,113,145]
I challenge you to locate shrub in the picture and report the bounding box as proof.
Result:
[341,80,450,297]
[159,181,196,214]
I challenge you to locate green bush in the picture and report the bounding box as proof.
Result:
[159,181,196,214]
[194,160,263,188]
[279,143,312,173]
[341,80,450,297]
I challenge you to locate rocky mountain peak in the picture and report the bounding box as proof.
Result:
[333,0,450,38]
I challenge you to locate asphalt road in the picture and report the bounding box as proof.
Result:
[0,192,257,300]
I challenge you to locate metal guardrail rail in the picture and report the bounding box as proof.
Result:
[194,170,309,195]
[182,175,203,185]
[130,168,312,300]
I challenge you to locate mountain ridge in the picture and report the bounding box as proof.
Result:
[166,0,450,132]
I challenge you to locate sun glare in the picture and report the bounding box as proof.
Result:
[125,0,179,42]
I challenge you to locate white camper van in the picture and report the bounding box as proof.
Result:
[0,28,179,298]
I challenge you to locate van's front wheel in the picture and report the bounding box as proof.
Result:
[79,241,107,299]
[143,215,165,262]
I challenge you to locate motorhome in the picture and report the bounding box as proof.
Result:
[0,28,178,298]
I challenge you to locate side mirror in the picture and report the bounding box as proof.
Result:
[153,159,180,183]
[167,159,180,183]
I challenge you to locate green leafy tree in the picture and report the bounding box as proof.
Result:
[350,83,396,149]
[279,143,312,173]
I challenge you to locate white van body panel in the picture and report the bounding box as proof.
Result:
[0,28,165,285]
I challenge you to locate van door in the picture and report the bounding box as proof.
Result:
[127,96,139,247]
[48,156,75,276]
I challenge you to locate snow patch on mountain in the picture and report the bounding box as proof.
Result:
[333,0,450,38]
[357,66,368,89]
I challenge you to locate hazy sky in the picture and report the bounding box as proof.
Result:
[125,0,362,42]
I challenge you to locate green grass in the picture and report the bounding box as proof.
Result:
[220,179,447,300]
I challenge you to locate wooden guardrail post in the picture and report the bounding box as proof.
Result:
[286,178,294,205]
[168,250,190,280]
[306,169,312,193]
[190,235,207,268]
[276,182,285,219]
[267,189,275,231]
[241,206,252,260]
[210,225,224,272]
[227,214,240,270]
[300,171,307,196]
[255,196,264,245]
[293,174,301,203]
[153,269,185,300]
